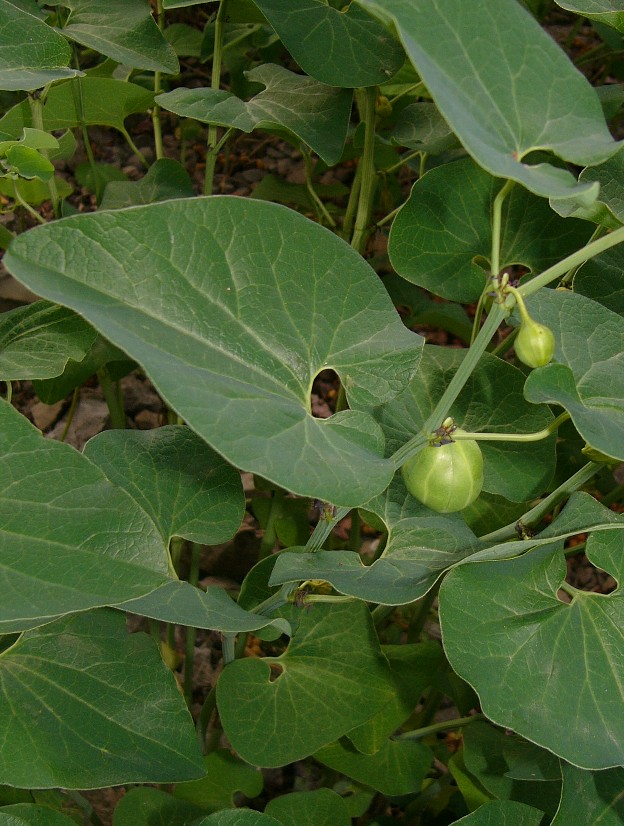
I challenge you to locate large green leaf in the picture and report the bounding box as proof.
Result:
[552,146,624,227]
[5,198,423,506]
[0,77,154,138]
[157,64,352,166]
[439,528,624,769]
[555,0,624,33]
[265,789,351,826]
[0,399,170,633]
[216,602,396,766]
[0,300,96,381]
[84,426,244,545]
[249,0,404,87]
[0,1,80,90]
[0,610,204,788]
[389,158,592,303]
[523,289,624,460]
[360,0,620,199]
[314,737,432,796]
[47,0,178,73]
[551,763,624,825]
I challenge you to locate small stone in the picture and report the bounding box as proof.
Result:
[31,400,65,431]
[134,409,161,430]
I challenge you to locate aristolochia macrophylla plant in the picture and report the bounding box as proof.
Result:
[0,0,623,823]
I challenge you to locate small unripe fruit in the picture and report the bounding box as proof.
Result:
[515,319,555,369]
[401,431,484,513]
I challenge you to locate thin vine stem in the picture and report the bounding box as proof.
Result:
[395,713,484,741]
[204,1,225,195]
[152,0,165,161]
[28,91,59,216]
[183,542,201,705]
[452,412,570,443]
[351,86,378,254]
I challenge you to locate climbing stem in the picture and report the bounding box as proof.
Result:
[183,543,201,705]
[396,713,484,741]
[28,90,60,216]
[391,303,507,469]
[490,179,514,278]
[351,86,378,254]
[152,0,165,160]
[204,1,226,194]
[97,367,125,429]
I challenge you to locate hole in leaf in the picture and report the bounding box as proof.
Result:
[311,368,340,417]
[565,551,617,596]
[268,662,284,682]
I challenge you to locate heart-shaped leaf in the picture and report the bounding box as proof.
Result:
[216,602,396,766]
[0,78,153,138]
[100,158,194,210]
[5,197,423,506]
[249,0,404,88]
[157,64,352,166]
[523,289,624,460]
[389,158,592,303]
[174,750,264,813]
[46,0,178,73]
[0,1,80,90]
[360,0,620,199]
[439,529,624,769]
[0,399,169,633]
[84,426,244,545]
[265,789,351,826]
[0,610,204,788]
[551,763,624,825]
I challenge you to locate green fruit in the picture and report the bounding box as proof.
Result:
[515,319,555,368]
[401,431,484,513]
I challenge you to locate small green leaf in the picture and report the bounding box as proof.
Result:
[0,804,78,825]
[0,1,80,90]
[157,64,352,166]
[551,763,624,825]
[523,289,624,460]
[0,300,97,381]
[0,610,204,789]
[164,23,204,58]
[46,0,178,73]
[389,158,592,303]
[174,751,263,813]
[112,788,204,826]
[249,0,404,87]
[84,426,244,545]
[5,197,423,507]
[265,789,351,826]
[360,0,620,199]
[0,175,72,205]
[216,602,396,766]
[315,737,432,796]
[100,158,195,210]
[3,145,54,180]
[191,812,281,826]
[555,0,624,33]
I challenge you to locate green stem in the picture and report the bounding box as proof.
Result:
[600,482,624,508]
[69,73,102,198]
[408,582,440,642]
[375,202,402,229]
[519,225,624,298]
[204,1,226,195]
[387,81,426,105]
[13,184,46,224]
[183,543,201,705]
[480,461,602,543]
[60,386,79,442]
[559,224,606,285]
[489,325,518,357]
[490,180,514,278]
[349,508,361,552]
[384,148,422,176]
[121,127,148,168]
[396,713,484,741]
[258,490,283,560]
[196,685,217,749]
[351,86,378,254]
[453,412,570,443]
[222,633,236,665]
[303,150,336,227]
[391,303,507,469]
[97,367,126,428]
[152,0,165,161]
[28,91,59,216]
[341,158,362,240]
